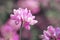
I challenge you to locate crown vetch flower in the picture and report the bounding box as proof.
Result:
[1,25,19,40]
[41,26,60,40]
[42,26,56,40]
[1,25,13,37]
[10,8,38,30]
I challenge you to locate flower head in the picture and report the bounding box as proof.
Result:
[1,25,13,37]
[1,25,19,40]
[41,26,60,40]
[10,8,38,30]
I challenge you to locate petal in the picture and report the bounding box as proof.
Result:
[30,20,38,25]
[43,30,51,37]
[47,26,56,36]
[24,22,30,30]
[24,8,28,14]
[25,25,30,30]
[13,9,17,15]
[47,26,55,33]
[10,14,16,20]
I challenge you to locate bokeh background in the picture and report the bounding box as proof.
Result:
[0,0,60,40]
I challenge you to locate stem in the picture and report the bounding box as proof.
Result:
[20,20,23,40]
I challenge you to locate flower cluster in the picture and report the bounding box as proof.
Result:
[1,24,19,40]
[41,26,60,40]
[10,8,38,30]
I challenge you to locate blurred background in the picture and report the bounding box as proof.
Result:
[0,0,60,40]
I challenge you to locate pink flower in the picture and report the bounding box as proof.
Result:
[55,27,60,40]
[1,25,13,37]
[9,32,19,40]
[10,8,38,30]
[42,31,50,40]
[47,26,56,36]
[41,26,60,40]
[43,26,56,37]
[1,25,19,40]
[17,0,40,14]
[0,38,4,40]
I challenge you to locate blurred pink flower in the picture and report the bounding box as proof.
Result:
[0,38,4,40]
[1,25,19,40]
[1,25,13,37]
[42,26,56,40]
[10,8,38,30]
[55,27,60,40]
[17,0,40,14]
[9,32,19,40]
[41,26,60,40]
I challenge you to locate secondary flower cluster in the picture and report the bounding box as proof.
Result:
[41,26,60,40]
[0,8,38,40]
[1,24,19,40]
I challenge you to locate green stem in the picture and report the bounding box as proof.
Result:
[20,20,23,40]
